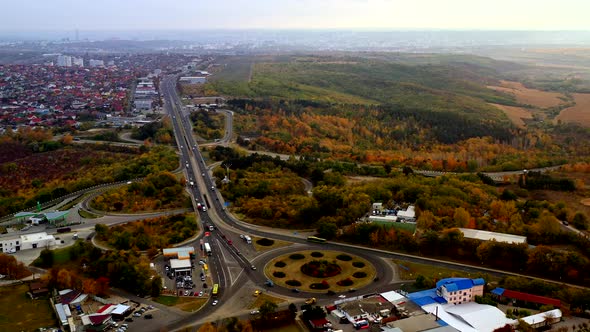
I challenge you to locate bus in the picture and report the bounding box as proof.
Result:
[307,236,327,243]
[212,283,219,296]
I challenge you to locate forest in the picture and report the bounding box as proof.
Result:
[209,148,590,287]
[94,214,197,252]
[0,126,179,216]
[189,109,224,140]
[91,171,190,212]
[197,55,590,172]
[33,241,162,298]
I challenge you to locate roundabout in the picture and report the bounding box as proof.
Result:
[265,250,377,293]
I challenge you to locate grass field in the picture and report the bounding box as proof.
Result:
[249,293,287,310]
[0,284,56,332]
[393,260,499,285]
[210,58,254,82]
[555,93,590,127]
[153,295,207,312]
[490,103,534,128]
[252,236,293,252]
[487,80,566,108]
[266,250,376,293]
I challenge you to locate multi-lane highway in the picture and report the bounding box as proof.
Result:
[157,73,588,332]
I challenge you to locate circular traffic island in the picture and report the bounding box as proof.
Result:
[265,250,376,293]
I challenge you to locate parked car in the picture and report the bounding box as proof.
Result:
[212,300,219,306]
[144,314,153,319]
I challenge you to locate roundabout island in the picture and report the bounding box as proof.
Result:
[265,250,377,293]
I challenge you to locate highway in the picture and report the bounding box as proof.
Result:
[156,74,587,331]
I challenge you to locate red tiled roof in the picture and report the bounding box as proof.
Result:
[89,314,111,325]
[501,289,561,307]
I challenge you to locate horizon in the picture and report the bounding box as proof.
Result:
[2,0,590,32]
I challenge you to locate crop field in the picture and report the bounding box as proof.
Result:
[490,103,534,127]
[555,93,590,127]
[487,80,566,108]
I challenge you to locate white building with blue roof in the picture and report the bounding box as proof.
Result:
[436,278,485,305]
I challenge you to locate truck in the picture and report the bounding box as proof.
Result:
[204,243,212,256]
[244,235,252,244]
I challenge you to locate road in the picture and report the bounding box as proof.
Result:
[158,74,588,332]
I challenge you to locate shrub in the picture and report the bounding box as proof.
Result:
[310,282,330,290]
[256,238,275,246]
[352,261,365,268]
[311,251,324,258]
[286,280,302,286]
[274,261,286,268]
[352,272,367,278]
[336,278,354,286]
[336,254,352,261]
[273,271,286,278]
[301,260,342,278]
[290,253,305,260]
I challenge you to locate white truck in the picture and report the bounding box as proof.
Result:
[244,235,252,244]
[204,242,212,256]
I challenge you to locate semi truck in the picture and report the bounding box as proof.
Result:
[204,242,212,255]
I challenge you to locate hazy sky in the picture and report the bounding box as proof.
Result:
[2,0,590,31]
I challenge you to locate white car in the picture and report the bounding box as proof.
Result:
[211,300,219,306]
[250,310,260,315]
[0,274,6,279]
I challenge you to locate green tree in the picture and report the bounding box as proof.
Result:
[572,212,588,230]
[38,248,54,268]
[317,221,338,240]
[259,300,278,318]
[150,275,163,297]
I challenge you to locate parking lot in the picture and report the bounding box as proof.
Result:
[155,249,211,300]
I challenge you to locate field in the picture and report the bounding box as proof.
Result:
[487,80,566,108]
[490,103,534,127]
[209,57,256,82]
[249,293,286,310]
[0,284,56,331]
[393,260,499,286]
[153,295,206,312]
[252,236,293,252]
[555,93,590,127]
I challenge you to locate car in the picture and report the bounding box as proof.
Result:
[562,220,569,226]
[227,240,232,245]
[144,314,153,319]
[254,290,261,296]
[250,310,260,315]
[348,288,357,293]
[0,274,6,279]
[292,288,300,293]
[124,318,133,322]
[240,234,245,239]
[133,313,141,317]
[184,290,189,296]
[338,294,346,298]
[211,300,219,306]
[202,173,205,176]
[121,324,128,328]
[199,260,206,265]
[251,265,257,270]
[198,291,203,297]
[203,283,208,288]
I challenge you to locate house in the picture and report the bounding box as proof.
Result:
[28,280,50,297]
[436,278,485,305]
[515,309,562,329]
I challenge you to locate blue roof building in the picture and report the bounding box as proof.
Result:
[408,278,486,307]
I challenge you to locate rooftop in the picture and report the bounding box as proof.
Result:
[458,228,527,244]
[491,288,561,307]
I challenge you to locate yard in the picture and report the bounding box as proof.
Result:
[0,283,56,331]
